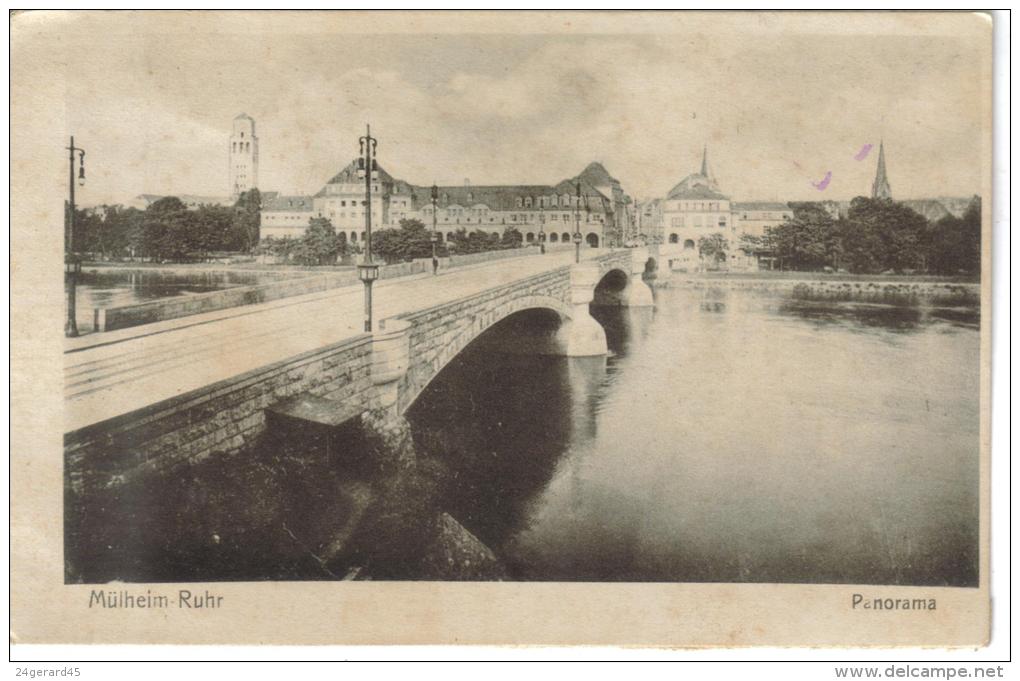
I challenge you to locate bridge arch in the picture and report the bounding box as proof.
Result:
[395,295,575,414]
[591,267,631,306]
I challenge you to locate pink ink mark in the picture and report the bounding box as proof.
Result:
[854,144,873,161]
[812,171,832,191]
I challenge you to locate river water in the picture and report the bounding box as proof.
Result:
[407,286,980,586]
[70,269,299,333]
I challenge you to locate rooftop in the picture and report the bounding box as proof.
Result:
[262,194,315,212]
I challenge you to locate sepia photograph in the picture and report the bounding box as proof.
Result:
[10,9,995,649]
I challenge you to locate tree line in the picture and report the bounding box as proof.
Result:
[257,218,528,266]
[69,190,262,262]
[735,196,981,275]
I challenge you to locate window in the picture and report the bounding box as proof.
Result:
[551,213,558,221]
[516,197,523,208]
[341,201,346,207]
[671,218,682,227]
[524,197,532,208]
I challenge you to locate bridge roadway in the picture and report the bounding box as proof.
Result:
[64,249,606,434]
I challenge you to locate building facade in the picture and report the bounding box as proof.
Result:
[260,160,632,249]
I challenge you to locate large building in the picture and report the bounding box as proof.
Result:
[659,146,734,246]
[260,160,633,249]
[652,146,792,270]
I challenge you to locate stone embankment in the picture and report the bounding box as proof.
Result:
[659,275,980,307]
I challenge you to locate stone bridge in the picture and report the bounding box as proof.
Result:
[376,248,653,415]
[64,247,658,495]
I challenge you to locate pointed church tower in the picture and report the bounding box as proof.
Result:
[699,144,719,190]
[871,140,892,200]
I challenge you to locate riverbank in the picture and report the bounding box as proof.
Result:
[656,272,980,308]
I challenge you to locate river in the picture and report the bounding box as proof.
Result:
[70,268,301,333]
[407,285,981,586]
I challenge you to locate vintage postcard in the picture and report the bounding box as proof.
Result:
[10,10,993,648]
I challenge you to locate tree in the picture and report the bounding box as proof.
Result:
[769,202,841,271]
[449,228,501,255]
[924,196,981,275]
[500,227,523,249]
[372,218,439,264]
[291,218,344,266]
[697,233,728,267]
[841,197,928,274]
[232,188,262,253]
[738,233,763,255]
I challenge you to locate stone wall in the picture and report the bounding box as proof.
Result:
[65,335,375,496]
[666,276,980,306]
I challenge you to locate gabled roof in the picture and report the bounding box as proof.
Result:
[262,194,314,212]
[575,161,616,187]
[322,158,398,188]
[666,175,729,201]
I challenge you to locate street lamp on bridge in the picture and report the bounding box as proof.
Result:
[65,136,86,337]
[538,202,546,254]
[357,125,380,333]
[572,181,584,264]
[431,183,440,274]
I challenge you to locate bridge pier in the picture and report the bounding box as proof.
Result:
[370,318,412,417]
[557,263,608,357]
[623,247,655,307]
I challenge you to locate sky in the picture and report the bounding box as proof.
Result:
[13,11,990,207]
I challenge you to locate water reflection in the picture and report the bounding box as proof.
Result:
[69,268,303,332]
[407,287,980,586]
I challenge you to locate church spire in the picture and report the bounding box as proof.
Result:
[871,140,892,200]
[699,143,719,190]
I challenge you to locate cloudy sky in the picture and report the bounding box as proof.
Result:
[13,11,990,206]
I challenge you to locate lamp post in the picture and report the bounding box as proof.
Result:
[357,125,380,333]
[572,181,583,264]
[431,183,439,274]
[65,136,86,337]
[538,203,546,254]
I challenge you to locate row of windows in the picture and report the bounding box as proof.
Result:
[232,142,252,153]
[669,216,728,228]
[515,195,592,209]
[326,200,370,208]
[328,184,380,194]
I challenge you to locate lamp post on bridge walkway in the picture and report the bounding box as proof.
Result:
[357,124,380,333]
[538,203,546,254]
[431,183,440,275]
[572,181,583,264]
[65,136,86,337]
